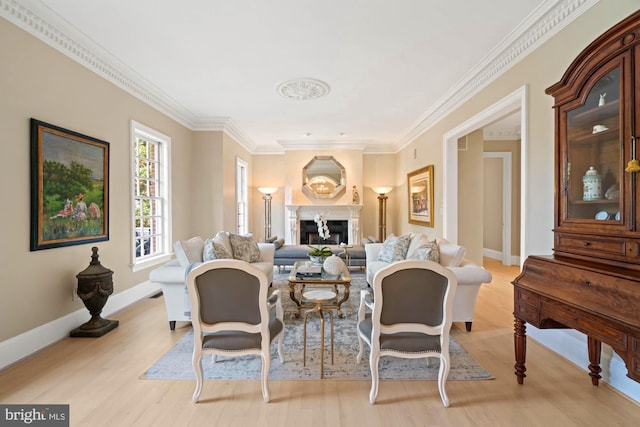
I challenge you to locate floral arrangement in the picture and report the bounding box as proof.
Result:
[308,214,333,257]
[314,214,330,240]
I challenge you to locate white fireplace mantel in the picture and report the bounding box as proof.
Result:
[285,204,362,245]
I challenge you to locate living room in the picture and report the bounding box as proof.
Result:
[2,1,640,424]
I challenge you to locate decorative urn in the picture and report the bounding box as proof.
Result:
[70,247,119,337]
[323,254,345,275]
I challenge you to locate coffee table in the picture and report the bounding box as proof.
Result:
[288,260,352,318]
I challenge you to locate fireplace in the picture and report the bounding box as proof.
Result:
[284,204,362,245]
[300,220,348,245]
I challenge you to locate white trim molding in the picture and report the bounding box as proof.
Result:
[0,280,160,370]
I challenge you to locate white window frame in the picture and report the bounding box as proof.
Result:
[130,120,172,271]
[236,157,248,235]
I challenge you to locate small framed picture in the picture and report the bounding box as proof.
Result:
[407,165,434,227]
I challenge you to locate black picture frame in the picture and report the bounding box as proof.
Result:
[30,119,109,251]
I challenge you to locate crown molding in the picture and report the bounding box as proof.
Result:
[396,0,599,151]
[2,0,598,154]
[0,0,205,129]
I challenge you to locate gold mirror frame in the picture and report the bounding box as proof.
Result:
[302,156,346,199]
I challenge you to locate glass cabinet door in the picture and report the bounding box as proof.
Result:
[564,66,622,222]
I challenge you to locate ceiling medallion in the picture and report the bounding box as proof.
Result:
[276,78,330,100]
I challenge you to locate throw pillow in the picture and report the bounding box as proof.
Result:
[274,238,285,250]
[212,231,233,257]
[406,233,430,258]
[407,239,440,262]
[228,233,262,263]
[203,238,233,261]
[173,236,204,267]
[376,234,411,263]
[437,238,467,267]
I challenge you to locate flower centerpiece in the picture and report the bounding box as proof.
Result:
[308,214,333,264]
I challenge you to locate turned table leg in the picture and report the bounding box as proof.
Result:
[514,317,527,384]
[587,336,602,386]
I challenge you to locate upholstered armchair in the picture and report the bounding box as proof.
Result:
[356,260,458,407]
[186,259,285,403]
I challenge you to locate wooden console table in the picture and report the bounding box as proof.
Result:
[513,255,640,385]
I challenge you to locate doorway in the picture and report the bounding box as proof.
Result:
[442,85,527,267]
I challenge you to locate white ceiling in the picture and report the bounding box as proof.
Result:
[4,0,596,152]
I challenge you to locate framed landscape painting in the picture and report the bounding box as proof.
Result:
[30,119,109,251]
[407,165,434,227]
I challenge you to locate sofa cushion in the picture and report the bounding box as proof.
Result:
[174,236,204,267]
[229,233,262,262]
[437,239,466,267]
[377,234,411,263]
[407,239,440,262]
[203,239,233,261]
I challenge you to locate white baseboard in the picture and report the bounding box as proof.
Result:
[482,248,520,265]
[0,280,160,371]
[527,327,640,403]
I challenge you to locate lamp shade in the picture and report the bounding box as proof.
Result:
[258,187,278,195]
[372,186,393,195]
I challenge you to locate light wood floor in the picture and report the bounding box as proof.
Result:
[1,259,638,426]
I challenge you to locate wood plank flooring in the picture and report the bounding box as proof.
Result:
[1,259,638,426]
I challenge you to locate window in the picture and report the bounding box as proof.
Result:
[130,121,171,270]
[236,157,248,235]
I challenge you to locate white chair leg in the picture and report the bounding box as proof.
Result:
[192,351,203,403]
[438,354,451,407]
[261,352,271,403]
[369,352,380,404]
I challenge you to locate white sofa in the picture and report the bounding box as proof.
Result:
[149,234,275,330]
[365,235,492,331]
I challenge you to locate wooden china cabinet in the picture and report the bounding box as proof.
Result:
[513,10,640,386]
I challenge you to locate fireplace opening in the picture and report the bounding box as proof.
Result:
[300,220,348,245]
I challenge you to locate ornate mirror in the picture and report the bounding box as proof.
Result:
[302,156,346,199]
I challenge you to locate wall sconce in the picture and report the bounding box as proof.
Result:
[258,187,278,242]
[372,187,393,242]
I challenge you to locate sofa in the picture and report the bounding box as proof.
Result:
[273,243,366,270]
[149,233,275,330]
[365,234,492,331]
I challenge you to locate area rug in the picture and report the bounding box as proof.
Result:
[142,271,494,381]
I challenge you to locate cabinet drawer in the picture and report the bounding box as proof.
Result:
[533,265,640,327]
[541,298,628,348]
[514,288,540,325]
[556,233,626,258]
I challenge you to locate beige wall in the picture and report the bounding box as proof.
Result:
[363,154,397,237]
[0,18,194,341]
[0,17,252,342]
[484,139,521,257]
[222,133,252,233]
[483,157,504,251]
[458,131,485,264]
[191,131,224,237]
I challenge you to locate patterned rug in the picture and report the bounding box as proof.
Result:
[142,271,494,381]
